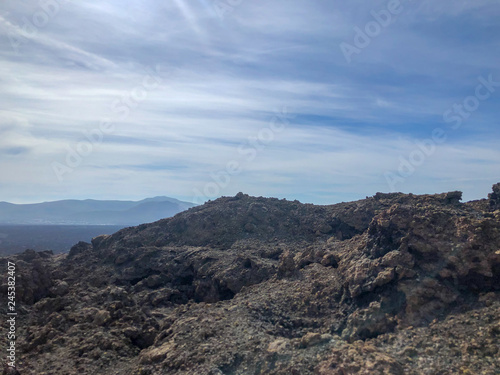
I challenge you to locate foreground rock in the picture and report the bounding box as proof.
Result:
[1,185,499,374]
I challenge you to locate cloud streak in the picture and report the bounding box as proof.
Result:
[0,0,499,204]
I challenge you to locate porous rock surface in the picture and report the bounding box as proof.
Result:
[1,185,499,374]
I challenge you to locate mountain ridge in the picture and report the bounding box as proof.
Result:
[0,196,197,225]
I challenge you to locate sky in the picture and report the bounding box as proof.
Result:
[0,0,499,205]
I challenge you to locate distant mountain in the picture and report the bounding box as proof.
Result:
[0,197,197,225]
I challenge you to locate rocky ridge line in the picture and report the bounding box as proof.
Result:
[1,184,499,374]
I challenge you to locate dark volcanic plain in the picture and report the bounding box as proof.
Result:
[1,184,500,374]
[0,225,125,256]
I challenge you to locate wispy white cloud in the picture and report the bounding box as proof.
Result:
[0,0,499,204]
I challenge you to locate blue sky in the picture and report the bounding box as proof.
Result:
[0,0,499,204]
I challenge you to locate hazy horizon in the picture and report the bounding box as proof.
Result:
[1,1,499,205]
[0,196,192,205]
[0,186,497,207]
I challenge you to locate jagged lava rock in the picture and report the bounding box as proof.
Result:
[1,184,499,374]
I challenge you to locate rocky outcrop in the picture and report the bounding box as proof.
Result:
[489,182,500,210]
[1,184,500,374]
